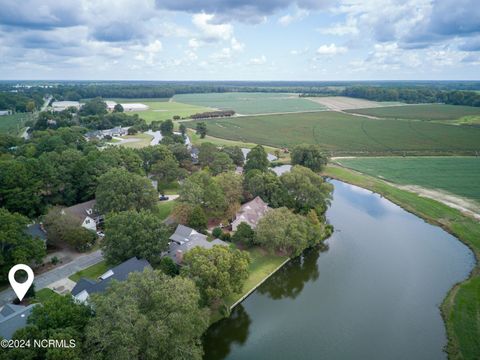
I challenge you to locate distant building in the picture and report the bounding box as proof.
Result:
[51,101,80,112]
[121,103,149,112]
[71,257,151,302]
[0,110,12,116]
[105,101,117,111]
[167,225,228,264]
[62,200,101,232]
[231,196,271,231]
[0,304,38,340]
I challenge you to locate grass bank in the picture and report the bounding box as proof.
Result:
[322,164,480,360]
[210,247,288,323]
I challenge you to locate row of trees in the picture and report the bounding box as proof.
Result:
[343,86,480,107]
[0,92,43,112]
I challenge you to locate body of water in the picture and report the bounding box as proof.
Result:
[203,180,474,360]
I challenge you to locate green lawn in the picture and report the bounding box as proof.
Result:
[322,165,480,360]
[184,111,480,155]
[224,247,288,307]
[34,288,60,303]
[154,200,176,221]
[336,157,480,203]
[108,98,213,123]
[173,92,327,115]
[0,113,33,134]
[113,133,153,148]
[68,260,109,282]
[346,104,480,121]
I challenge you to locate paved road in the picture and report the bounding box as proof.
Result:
[0,250,103,306]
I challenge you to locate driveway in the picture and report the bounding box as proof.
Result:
[0,250,104,306]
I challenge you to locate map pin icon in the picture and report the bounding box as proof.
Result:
[8,264,34,302]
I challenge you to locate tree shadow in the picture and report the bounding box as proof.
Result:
[256,247,321,300]
[203,304,251,360]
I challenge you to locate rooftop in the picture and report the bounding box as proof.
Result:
[0,304,38,340]
[71,257,151,299]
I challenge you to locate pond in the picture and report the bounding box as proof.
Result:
[203,180,475,360]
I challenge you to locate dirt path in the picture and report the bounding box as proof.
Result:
[395,184,480,221]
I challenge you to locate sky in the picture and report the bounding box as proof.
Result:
[0,0,479,81]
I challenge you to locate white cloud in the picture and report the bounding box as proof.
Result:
[231,37,245,52]
[318,18,358,36]
[278,8,309,26]
[316,43,347,55]
[248,55,267,65]
[189,38,201,49]
[192,13,233,41]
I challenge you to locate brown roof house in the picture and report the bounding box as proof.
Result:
[62,200,101,232]
[231,196,271,231]
[167,225,228,264]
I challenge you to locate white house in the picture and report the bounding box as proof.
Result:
[62,200,100,232]
[51,101,81,112]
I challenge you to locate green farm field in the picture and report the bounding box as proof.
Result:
[173,92,327,115]
[336,157,480,203]
[184,111,480,154]
[346,104,480,121]
[108,98,213,123]
[0,113,33,134]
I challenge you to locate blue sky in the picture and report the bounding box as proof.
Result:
[0,0,479,80]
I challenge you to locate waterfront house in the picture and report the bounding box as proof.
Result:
[231,196,271,231]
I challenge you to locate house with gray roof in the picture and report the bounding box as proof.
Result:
[231,196,271,231]
[167,225,228,264]
[25,223,47,244]
[62,199,101,232]
[71,257,151,302]
[0,303,38,340]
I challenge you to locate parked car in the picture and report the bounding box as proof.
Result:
[96,231,105,238]
[159,195,169,201]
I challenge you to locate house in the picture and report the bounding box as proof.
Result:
[120,103,149,112]
[231,196,271,231]
[71,257,151,302]
[25,223,47,245]
[0,110,12,116]
[62,200,101,232]
[51,101,80,112]
[167,225,228,264]
[0,303,38,340]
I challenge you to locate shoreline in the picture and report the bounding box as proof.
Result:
[322,164,480,359]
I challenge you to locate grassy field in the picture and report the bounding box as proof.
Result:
[69,260,109,282]
[209,247,288,323]
[108,98,212,123]
[346,104,480,121]
[0,113,33,134]
[184,111,480,155]
[173,92,327,115]
[336,157,480,203]
[113,133,153,148]
[154,200,176,221]
[321,165,480,360]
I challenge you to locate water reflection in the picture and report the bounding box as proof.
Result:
[257,248,320,300]
[203,305,251,360]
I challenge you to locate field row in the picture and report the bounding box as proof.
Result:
[184,111,480,154]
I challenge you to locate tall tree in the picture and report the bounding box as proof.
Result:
[0,208,45,283]
[103,210,170,265]
[280,165,332,214]
[243,169,286,207]
[196,122,207,138]
[181,246,251,306]
[291,144,328,172]
[160,119,174,137]
[85,270,209,360]
[244,145,269,173]
[179,123,187,137]
[210,152,235,175]
[222,146,244,166]
[96,168,157,214]
[255,207,311,257]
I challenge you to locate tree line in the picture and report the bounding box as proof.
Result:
[342,86,480,107]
